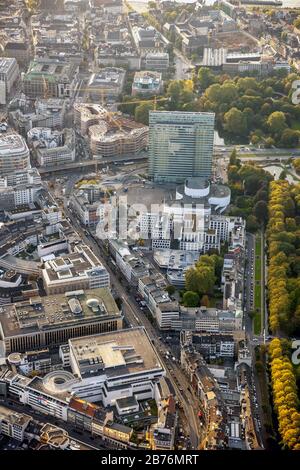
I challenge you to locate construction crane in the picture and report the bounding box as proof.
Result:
[79,93,170,132]
[76,85,170,110]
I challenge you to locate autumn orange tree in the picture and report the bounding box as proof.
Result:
[269,338,300,450]
[267,181,300,334]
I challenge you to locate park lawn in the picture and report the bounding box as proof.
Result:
[254,284,261,335]
[255,237,262,281]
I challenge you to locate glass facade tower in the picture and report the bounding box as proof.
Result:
[148,111,215,183]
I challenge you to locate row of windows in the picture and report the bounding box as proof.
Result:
[8,320,118,353]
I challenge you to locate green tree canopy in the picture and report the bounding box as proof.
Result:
[182,291,200,307]
[224,107,247,136]
[267,111,287,135]
[134,102,154,125]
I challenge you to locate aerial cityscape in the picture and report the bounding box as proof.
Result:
[0,0,299,457]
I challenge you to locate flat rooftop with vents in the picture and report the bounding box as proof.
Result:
[69,327,164,380]
[0,288,121,338]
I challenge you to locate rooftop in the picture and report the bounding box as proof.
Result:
[23,59,75,82]
[69,327,164,379]
[0,405,31,428]
[87,68,125,89]
[0,57,17,74]
[42,244,108,284]
[0,134,28,156]
[0,287,120,338]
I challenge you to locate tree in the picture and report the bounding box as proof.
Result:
[237,77,258,92]
[134,102,154,125]
[167,80,182,110]
[211,254,223,285]
[267,111,287,135]
[220,82,239,103]
[205,83,222,103]
[185,255,217,296]
[197,67,216,90]
[280,129,300,148]
[293,159,300,174]
[200,294,210,307]
[182,291,200,307]
[250,133,261,145]
[224,107,247,136]
[269,339,300,449]
[165,285,175,296]
[229,148,240,167]
[254,200,268,226]
[265,136,275,148]
[25,0,40,13]
[254,188,268,203]
[246,215,259,232]
[244,175,263,195]
[294,16,300,29]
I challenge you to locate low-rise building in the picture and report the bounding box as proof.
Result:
[96,44,141,70]
[154,249,199,288]
[109,239,150,286]
[0,168,43,211]
[132,26,167,58]
[143,52,169,71]
[0,405,32,441]
[9,98,66,136]
[71,186,106,227]
[138,272,179,329]
[42,244,110,295]
[187,332,235,360]
[0,57,20,105]
[0,287,122,354]
[7,349,61,376]
[67,327,165,405]
[132,71,163,97]
[0,133,30,177]
[22,58,78,99]
[87,68,126,101]
[27,127,75,167]
[152,395,177,450]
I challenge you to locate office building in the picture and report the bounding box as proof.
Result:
[42,244,110,295]
[27,127,75,167]
[0,287,122,354]
[71,187,106,227]
[22,59,78,99]
[0,57,20,104]
[0,134,30,177]
[67,327,165,405]
[0,405,32,441]
[148,111,215,183]
[9,98,66,136]
[132,71,162,97]
[143,52,169,71]
[86,68,126,101]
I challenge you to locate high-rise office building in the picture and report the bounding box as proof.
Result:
[148,111,215,183]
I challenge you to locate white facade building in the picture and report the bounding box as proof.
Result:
[0,57,20,104]
[0,134,30,177]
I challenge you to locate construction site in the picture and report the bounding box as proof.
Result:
[73,102,149,158]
